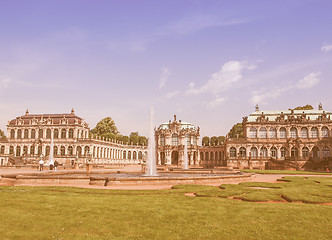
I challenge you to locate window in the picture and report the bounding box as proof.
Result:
[30,146,35,155]
[250,147,258,158]
[31,129,36,139]
[259,127,267,138]
[291,147,298,157]
[230,147,236,157]
[172,134,179,146]
[68,129,74,138]
[312,147,319,157]
[38,146,42,156]
[61,129,66,139]
[279,127,286,138]
[260,147,267,157]
[17,129,22,139]
[23,146,28,155]
[16,146,21,156]
[10,129,15,139]
[205,152,209,161]
[46,129,51,139]
[160,135,165,146]
[302,147,309,157]
[77,146,82,156]
[24,129,29,139]
[54,129,59,138]
[54,146,58,156]
[0,145,5,154]
[322,127,329,138]
[280,147,287,158]
[311,127,318,138]
[269,128,277,138]
[9,146,14,155]
[68,146,73,156]
[46,146,50,156]
[249,127,257,138]
[133,151,137,160]
[123,151,127,159]
[301,128,308,138]
[60,146,65,156]
[186,134,191,145]
[322,146,330,157]
[270,147,277,158]
[38,129,43,139]
[138,151,143,160]
[84,146,90,156]
[210,152,214,160]
[290,127,297,138]
[239,147,246,157]
[128,151,132,159]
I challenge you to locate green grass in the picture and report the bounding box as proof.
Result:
[241,169,332,175]
[0,177,331,240]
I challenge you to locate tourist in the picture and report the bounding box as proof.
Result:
[54,160,59,171]
[39,159,44,171]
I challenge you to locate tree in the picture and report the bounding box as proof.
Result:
[217,136,225,144]
[0,129,5,139]
[202,136,210,146]
[138,136,148,146]
[130,132,139,145]
[210,136,218,145]
[91,117,119,136]
[291,105,313,110]
[227,123,243,138]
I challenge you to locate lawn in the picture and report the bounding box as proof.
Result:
[0,177,331,240]
[241,169,332,175]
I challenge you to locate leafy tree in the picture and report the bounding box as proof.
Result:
[130,132,139,144]
[202,136,210,146]
[228,123,243,138]
[138,136,148,146]
[0,129,5,139]
[217,136,225,144]
[91,117,119,136]
[210,136,218,145]
[291,105,313,110]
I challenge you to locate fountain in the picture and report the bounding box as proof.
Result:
[183,140,188,170]
[48,138,54,166]
[145,106,157,176]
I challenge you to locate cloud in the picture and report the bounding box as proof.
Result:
[186,61,255,95]
[297,72,321,89]
[321,44,332,53]
[1,78,11,88]
[207,97,226,108]
[165,90,180,99]
[251,72,321,104]
[159,67,171,89]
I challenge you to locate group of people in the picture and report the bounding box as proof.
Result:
[38,159,59,171]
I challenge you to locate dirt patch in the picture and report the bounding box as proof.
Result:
[184,192,196,197]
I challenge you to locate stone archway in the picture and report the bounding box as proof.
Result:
[171,151,179,165]
[160,152,165,165]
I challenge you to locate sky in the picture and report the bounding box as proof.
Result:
[0,0,332,138]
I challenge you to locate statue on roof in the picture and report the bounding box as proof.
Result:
[319,103,323,110]
[255,104,259,112]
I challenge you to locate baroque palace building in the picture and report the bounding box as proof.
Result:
[225,104,332,170]
[0,109,147,166]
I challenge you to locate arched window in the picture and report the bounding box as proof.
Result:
[160,135,165,146]
[322,127,329,138]
[172,134,179,146]
[312,146,319,157]
[128,151,132,159]
[133,151,137,160]
[16,146,21,156]
[23,146,28,155]
[54,146,58,156]
[38,129,43,139]
[311,127,318,138]
[269,128,277,138]
[9,146,14,155]
[60,146,65,156]
[260,147,267,157]
[38,146,42,156]
[200,152,204,160]
[259,127,267,138]
[17,129,22,139]
[270,147,277,159]
[77,146,82,157]
[239,147,246,157]
[210,152,214,160]
[46,129,51,139]
[68,129,74,138]
[68,146,73,156]
[186,134,191,145]
[53,129,59,138]
[193,137,198,146]
[249,127,257,138]
[280,147,287,158]
[322,146,330,157]
[279,127,286,138]
[302,147,309,157]
[123,151,127,159]
[138,151,143,160]
[30,146,35,155]
[24,129,29,139]
[301,127,308,138]
[10,129,15,139]
[230,147,236,157]
[250,147,258,158]
[61,129,66,139]
[84,146,90,156]
[0,145,5,154]
[290,127,298,138]
[46,146,50,156]
[31,129,36,139]
[291,147,298,157]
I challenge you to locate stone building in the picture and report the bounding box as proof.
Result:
[225,104,332,170]
[155,115,225,167]
[0,109,147,166]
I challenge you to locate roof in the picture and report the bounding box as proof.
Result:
[159,121,196,130]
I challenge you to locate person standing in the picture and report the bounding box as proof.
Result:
[39,159,44,171]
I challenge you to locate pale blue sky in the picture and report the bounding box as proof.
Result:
[0,0,332,137]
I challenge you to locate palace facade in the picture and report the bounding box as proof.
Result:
[225,104,332,170]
